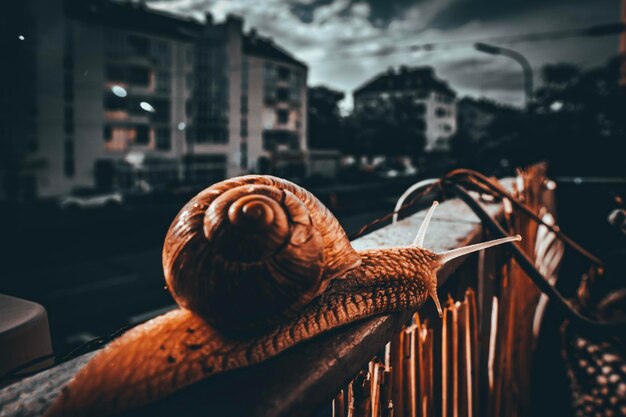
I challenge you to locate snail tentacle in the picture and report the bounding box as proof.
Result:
[414,200,439,247]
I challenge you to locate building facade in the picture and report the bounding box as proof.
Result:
[353,66,457,153]
[0,0,307,200]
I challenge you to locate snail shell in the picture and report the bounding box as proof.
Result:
[162,175,361,334]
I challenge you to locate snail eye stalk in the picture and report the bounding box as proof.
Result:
[436,235,522,265]
[411,201,520,318]
[414,201,439,247]
[413,200,442,316]
[425,235,521,319]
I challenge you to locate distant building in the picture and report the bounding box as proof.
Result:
[456,97,515,144]
[0,0,307,200]
[353,66,457,153]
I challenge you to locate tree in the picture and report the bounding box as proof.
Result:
[307,86,345,150]
[531,56,626,175]
[347,96,426,158]
[451,55,626,177]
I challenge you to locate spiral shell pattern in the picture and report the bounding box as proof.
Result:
[162,175,362,334]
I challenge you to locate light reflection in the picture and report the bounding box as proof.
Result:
[18,35,25,40]
[177,122,186,131]
[550,101,563,112]
[111,85,127,98]
[140,101,155,113]
[125,151,145,167]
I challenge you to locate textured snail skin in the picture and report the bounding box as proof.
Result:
[44,176,440,417]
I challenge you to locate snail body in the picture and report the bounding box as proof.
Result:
[46,175,520,417]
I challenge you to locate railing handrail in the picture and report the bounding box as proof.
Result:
[0,193,508,417]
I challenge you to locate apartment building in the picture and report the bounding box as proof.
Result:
[353,66,457,153]
[0,0,307,200]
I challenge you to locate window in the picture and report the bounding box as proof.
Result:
[435,107,447,118]
[105,31,127,58]
[128,35,150,56]
[104,94,126,111]
[128,66,150,86]
[156,72,170,93]
[150,98,170,122]
[278,66,290,80]
[152,40,170,66]
[262,130,298,151]
[241,59,249,88]
[105,65,126,82]
[103,125,112,142]
[64,73,74,102]
[240,142,248,169]
[276,109,289,125]
[183,154,226,184]
[194,126,228,144]
[240,117,248,137]
[240,95,248,114]
[135,125,150,145]
[290,72,301,102]
[186,47,194,65]
[64,139,75,177]
[263,63,277,102]
[64,106,74,134]
[276,88,289,101]
[156,128,171,150]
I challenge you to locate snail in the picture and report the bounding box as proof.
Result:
[45,175,520,417]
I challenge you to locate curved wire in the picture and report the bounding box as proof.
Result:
[392,179,440,223]
[445,180,625,336]
[445,168,603,267]
[349,179,440,240]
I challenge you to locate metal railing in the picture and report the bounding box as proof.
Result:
[0,188,517,417]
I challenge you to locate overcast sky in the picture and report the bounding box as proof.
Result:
[146,0,622,110]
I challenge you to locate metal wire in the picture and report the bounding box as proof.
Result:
[444,169,603,267]
[392,178,440,224]
[446,181,625,336]
[349,180,440,240]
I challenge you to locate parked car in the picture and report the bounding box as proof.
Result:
[59,188,124,210]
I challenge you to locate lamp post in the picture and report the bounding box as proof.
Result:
[474,42,534,108]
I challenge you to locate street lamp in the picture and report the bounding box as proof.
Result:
[475,42,534,108]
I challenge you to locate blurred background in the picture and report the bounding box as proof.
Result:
[0,0,625,358]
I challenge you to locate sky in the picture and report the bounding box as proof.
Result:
[146,0,623,110]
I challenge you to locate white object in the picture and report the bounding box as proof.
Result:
[0,294,53,378]
[59,189,123,209]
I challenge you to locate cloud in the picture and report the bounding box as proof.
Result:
[428,0,612,30]
[146,0,621,109]
[290,0,334,24]
[287,0,430,27]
